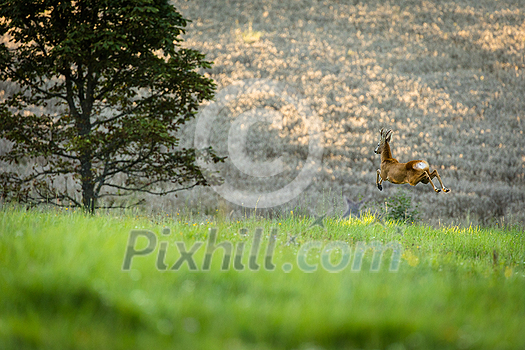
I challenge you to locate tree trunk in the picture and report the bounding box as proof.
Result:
[80,155,96,214]
[78,107,95,213]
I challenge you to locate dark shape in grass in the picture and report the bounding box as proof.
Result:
[309,213,327,229]
[342,196,369,219]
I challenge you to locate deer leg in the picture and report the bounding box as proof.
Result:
[423,171,441,193]
[376,169,383,191]
[429,170,450,192]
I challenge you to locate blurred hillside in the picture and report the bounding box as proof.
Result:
[174,0,525,225]
[1,0,525,225]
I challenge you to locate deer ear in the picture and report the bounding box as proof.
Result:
[386,130,393,142]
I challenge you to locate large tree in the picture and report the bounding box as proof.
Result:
[0,0,222,212]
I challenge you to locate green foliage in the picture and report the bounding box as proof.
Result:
[386,191,420,224]
[0,0,223,213]
[1,207,525,349]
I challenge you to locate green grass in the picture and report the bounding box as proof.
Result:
[1,206,524,350]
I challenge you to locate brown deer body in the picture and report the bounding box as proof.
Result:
[374,129,450,193]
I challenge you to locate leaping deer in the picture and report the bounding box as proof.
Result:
[374,129,450,193]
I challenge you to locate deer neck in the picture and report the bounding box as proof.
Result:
[381,142,394,162]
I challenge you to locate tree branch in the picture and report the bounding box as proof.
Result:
[103,181,201,195]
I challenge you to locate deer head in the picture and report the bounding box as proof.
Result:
[374,128,393,154]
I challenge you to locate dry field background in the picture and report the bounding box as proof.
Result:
[173,0,525,225]
[1,0,525,226]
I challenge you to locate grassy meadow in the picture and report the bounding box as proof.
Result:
[1,206,524,349]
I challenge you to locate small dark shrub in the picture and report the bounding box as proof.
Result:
[386,191,420,224]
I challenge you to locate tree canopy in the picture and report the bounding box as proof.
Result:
[0,0,223,212]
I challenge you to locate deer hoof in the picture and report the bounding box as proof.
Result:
[434,189,441,193]
[443,188,451,193]
[377,184,383,191]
